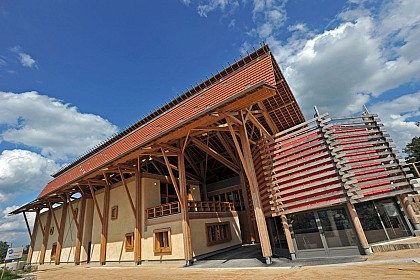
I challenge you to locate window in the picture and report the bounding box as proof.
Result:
[154,228,171,254]
[50,243,57,261]
[206,222,232,246]
[49,226,54,235]
[111,206,118,220]
[125,232,134,251]
[160,183,178,204]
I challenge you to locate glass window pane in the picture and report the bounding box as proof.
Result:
[355,201,388,243]
[376,200,411,239]
[318,208,357,248]
[290,212,323,250]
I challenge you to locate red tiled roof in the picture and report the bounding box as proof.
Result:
[37,50,277,198]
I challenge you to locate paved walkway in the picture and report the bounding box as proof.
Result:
[192,244,367,268]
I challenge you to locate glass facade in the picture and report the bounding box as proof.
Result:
[356,198,411,243]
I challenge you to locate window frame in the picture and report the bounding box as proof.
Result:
[153,228,172,254]
[206,222,232,246]
[125,232,134,251]
[111,205,118,220]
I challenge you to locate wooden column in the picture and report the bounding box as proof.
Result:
[399,194,420,230]
[234,117,272,264]
[280,214,296,259]
[179,152,193,265]
[100,183,110,265]
[55,202,68,264]
[74,196,86,264]
[39,210,52,264]
[26,209,40,264]
[346,202,372,255]
[134,160,142,264]
[239,169,256,243]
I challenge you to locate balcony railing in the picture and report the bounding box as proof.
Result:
[187,201,234,212]
[146,201,181,219]
[145,201,234,219]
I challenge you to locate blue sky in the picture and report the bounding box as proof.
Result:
[0,0,419,246]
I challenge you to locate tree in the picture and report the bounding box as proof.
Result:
[404,136,420,163]
[0,241,8,263]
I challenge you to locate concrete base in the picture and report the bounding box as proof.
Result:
[185,260,194,266]
[363,247,373,255]
[414,224,420,231]
[290,253,296,260]
[265,257,272,265]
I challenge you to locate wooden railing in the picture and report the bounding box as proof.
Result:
[187,201,234,212]
[146,201,181,219]
[145,201,234,219]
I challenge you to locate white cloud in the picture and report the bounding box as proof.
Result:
[370,92,420,151]
[194,0,240,17]
[0,91,118,160]
[0,149,59,202]
[10,46,37,68]
[264,0,420,149]
[0,205,35,246]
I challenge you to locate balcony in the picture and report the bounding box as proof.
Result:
[145,201,234,220]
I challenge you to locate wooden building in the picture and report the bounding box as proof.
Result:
[11,45,420,265]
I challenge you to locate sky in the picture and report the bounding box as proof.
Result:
[0,0,419,246]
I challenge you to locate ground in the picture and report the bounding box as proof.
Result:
[31,248,420,280]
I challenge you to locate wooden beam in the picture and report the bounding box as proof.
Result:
[184,151,201,178]
[179,150,193,265]
[161,148,182,203]
[23,211,31,238]
[257,101,278,134]
[239,170,256,243]
[190,137,239,174]
[246,109,274,142]
[26,209,39,264]
[66,193,80,229]
[134,157,142,264]
[346,202,372,255]
[215,131,238,164]
[55,201,67,264]
[74,196,86,264]
[118,166,136,217]
[100,175,111,265]
[227,115,273,262]
[280,214,295,259]
[153,156,201,181]
[48,203,60,232]
[39,209,52,264]
[88,182,103,224]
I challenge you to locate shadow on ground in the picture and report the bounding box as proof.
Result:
[190,244,367,268]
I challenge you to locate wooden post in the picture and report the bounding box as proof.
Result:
[134,159,142,264]
[100,182,111,265]
[399,194,420,230]
[346,202,372,255]
[55,202,68,264]
[39,210,52,264]
[280,214,296,259]
[412,163,420,177]
[239,169,256,243]
[74,196,86,264]
[229,115,272,264]
[179,152,193,266]
[26,209,40,264]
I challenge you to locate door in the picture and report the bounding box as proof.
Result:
[289,207,360,258]
[355,198,411,244]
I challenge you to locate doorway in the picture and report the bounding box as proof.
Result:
[289,207,360,258]
[355,198,411,244]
